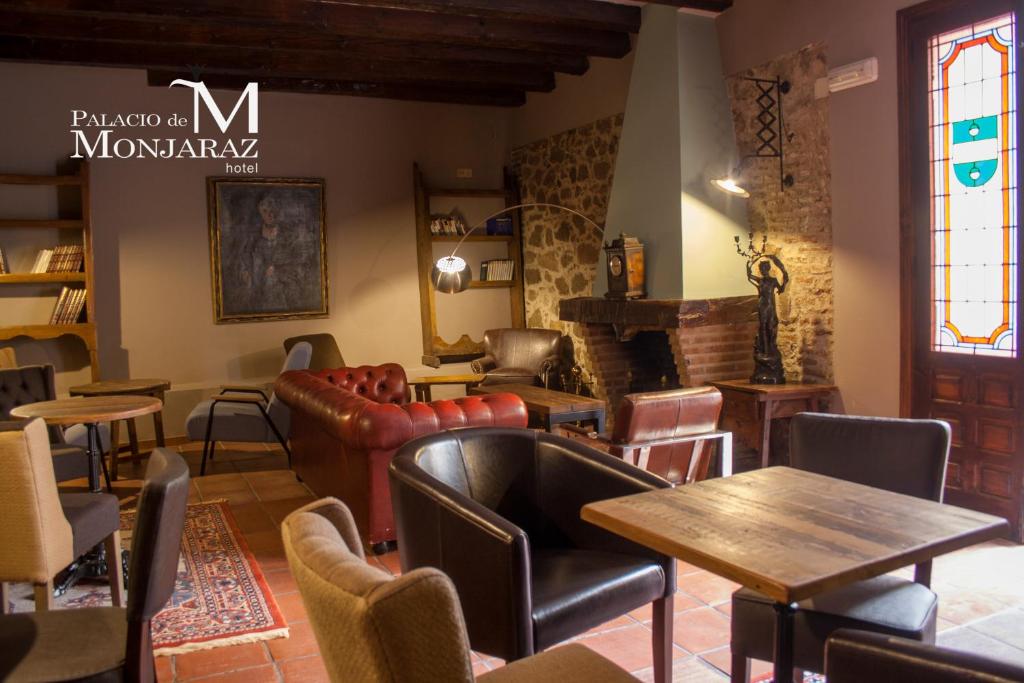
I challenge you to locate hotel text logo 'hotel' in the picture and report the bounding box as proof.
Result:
[70,81,260,174]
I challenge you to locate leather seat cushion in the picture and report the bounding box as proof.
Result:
[0,606,126,682]
[59,492,120,558]
[732,576,938,673]
[185,399,271,443]
[49,445,90,483]
[531,549,666,651]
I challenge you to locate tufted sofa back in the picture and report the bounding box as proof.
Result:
[0,365,63,443]
[314,364,408,405]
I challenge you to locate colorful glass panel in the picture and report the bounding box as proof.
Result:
[930,13,1018,356]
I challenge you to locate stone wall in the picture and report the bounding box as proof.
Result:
[726,43,834,383]
[510,114,623,397]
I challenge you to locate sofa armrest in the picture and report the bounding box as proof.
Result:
[470,355,497,374]
[538,436,676,595]
[826,629,1024,683]
[389,455,533,660]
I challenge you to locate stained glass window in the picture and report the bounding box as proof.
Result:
[930,13,1018,356]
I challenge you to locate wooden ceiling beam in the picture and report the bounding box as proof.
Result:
[0,8,590,75]
[147,69,526,106]
[8,0,633,57]
[324,1,641,33]
[0,35,556,91]
[642,0,733,12]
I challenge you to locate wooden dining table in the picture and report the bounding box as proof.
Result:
[581,466,1009,683]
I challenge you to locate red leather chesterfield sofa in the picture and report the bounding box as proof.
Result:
[274,364,528,553]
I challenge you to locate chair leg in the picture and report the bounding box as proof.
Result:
[257,404,292,467]
[652,594,673,683]
[730,652,750,683]
[106,530,126,608]
[200,401,218,476]
[34,581,54,611]
[1,582,9,614]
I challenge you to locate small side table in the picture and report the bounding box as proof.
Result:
[709,379,836,469]
[408,374,485,402]
[11,396,163,491]
[69,378,171,478]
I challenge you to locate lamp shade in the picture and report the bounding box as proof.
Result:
[711,176,750,198]
[431,255,472,293]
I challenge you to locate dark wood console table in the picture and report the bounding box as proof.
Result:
[709,379,836,469]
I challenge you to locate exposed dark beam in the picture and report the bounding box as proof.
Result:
[643,0,733,11]
[147,69,526,106]
[9,0,633,57]
[0,8,590,74]
[325,1,641,33]
[0,35,556,91]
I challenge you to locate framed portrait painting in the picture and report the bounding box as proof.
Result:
[207,177,328,323]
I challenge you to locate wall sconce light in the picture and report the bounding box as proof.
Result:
[712,75,794,197]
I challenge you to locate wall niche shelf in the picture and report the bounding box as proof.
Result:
[413,163,526,368]
[0,161,100,380]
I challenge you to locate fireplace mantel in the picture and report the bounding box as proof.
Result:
[559,296,757,340]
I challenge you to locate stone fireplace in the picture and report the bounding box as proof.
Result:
[560,295,758,418]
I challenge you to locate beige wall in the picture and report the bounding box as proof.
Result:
[717,0,918,416]
[0,62,508,437]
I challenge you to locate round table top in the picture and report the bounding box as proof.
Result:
[10,395,163,425]
[69,378,172,396]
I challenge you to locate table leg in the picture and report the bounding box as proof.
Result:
[652,594,673,683]
[127,418,140,463]
[594,411,605,434]
[773,602,796,683]
[720,432,733,477]
[86,422,111,492]
[760,401,774,469]
[109,420,121,482]
[153,391,167,447]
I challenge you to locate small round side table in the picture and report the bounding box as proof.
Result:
[11,395,162,492]
[69,378,171,479]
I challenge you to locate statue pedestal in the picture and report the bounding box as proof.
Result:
[751,349,785,385]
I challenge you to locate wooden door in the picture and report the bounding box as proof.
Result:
[900,0,1024,541]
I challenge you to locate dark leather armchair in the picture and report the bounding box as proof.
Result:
[284,333,344,372]
[730,413,951,682]
[826,629,1024,683]
[564,386,730,484]
[0,364,94,483]
[470,328,563,388]
[389,427,677,670]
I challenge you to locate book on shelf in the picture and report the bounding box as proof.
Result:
[479,258,514,282]
[429,213,467,236]
[45,245,85,273]
[49,286,86,325]
[0,246,7,274]
[485,216,514,236]
[31,248,53,273]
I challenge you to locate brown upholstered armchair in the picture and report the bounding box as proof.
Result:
[282,497,636,683]
[389,428,676,676]
[564,386,730,484]
[470,328,563,388]
[826,629,1024,683]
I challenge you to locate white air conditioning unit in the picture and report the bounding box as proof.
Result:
[828,57,878,93]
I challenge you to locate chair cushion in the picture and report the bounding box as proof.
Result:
[0,606,126,682]
[731,576,938,673]
[477,642,635,683]
[531,549,666,651]
[185,399,271,443]
[59,492,120,558]
[62,422,111,455]
[50,445,90,483]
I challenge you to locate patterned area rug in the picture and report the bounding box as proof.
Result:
[8,501,289,656]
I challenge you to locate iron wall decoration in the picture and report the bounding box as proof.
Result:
[744,75,794,192]
[207,177,328,323]
[735,232,789,384]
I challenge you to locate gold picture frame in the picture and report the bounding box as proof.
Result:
[207,177,328,324]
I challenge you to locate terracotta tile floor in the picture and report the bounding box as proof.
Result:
[84,443,1024,682]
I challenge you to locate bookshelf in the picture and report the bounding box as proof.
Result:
[413,163,526,367]
[0,161,100,380]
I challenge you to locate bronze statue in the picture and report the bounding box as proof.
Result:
[736,233,789,384]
